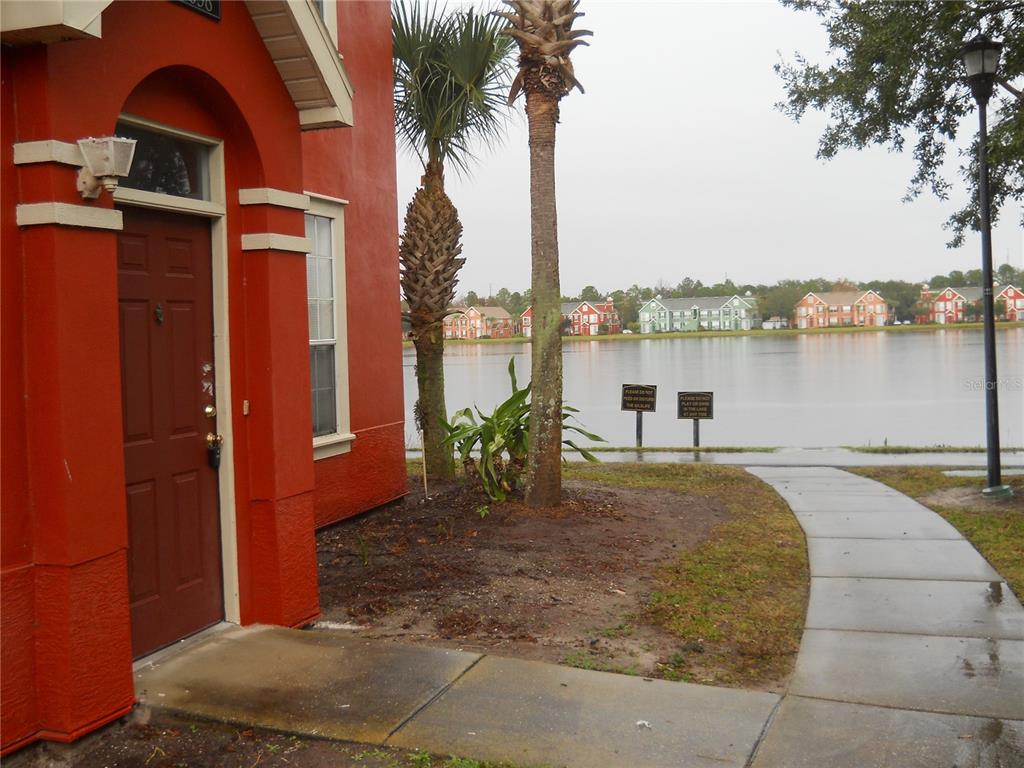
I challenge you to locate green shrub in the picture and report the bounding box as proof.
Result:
[441,359,603,500]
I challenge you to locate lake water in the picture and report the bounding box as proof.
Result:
[402,328,1024,449]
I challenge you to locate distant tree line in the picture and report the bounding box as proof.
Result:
[455,264,1023,327]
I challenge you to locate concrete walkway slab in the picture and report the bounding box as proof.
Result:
[751,696,1024,768]
[806,578,1024,639]
[807,538,1002,581]
[790,629,1024,719]
[774,483,895,497]
[748,466,853,479]
[388,655,780,768]
[780,492,928,514]
[135,625,481,744]
[795,509,962,539]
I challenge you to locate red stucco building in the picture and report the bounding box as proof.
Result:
[918,284,1023,323]
[1,0,405,754]
[794,290,889,329]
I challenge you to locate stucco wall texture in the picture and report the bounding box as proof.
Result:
[1,0,405,754]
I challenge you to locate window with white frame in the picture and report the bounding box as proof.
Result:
[305,195,352,458]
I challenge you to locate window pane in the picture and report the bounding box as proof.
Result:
[308,300,319,340]
[316,217,332,258]
[115,121,210,200]
[317,258,333,300]
[318,300,334,340]
[306,256,317,298]
[310,345,337,437]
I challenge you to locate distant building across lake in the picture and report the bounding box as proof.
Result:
[521,299,622,337]
[794,290,889,329]
[443,306,515,339]
[918,284,1023,324]
[638,294,760,333]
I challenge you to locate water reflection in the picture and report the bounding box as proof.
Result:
[403,329,1024,448]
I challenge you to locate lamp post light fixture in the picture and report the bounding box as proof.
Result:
[959,33,1011,499]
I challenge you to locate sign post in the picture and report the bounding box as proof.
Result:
[621,384,657,448]
[677,391,713,448]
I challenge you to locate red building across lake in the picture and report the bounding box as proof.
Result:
[1,1,405,754]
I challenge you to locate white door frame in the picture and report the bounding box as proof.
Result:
[113,113,241,625]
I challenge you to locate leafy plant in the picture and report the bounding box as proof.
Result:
[441,359,603,501]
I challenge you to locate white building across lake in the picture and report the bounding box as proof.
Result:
[639,294,760,333]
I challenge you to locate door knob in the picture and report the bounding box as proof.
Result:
[204,404,217,418]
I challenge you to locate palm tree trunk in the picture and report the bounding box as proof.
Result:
[413,319,452,480]
[404,158,457,482]
[524,88,562,507]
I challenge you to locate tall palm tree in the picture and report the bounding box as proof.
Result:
[394,1,513,480]
[498,0,590,506]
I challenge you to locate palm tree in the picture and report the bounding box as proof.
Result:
[394,1,514,480]
[497,0,590,506]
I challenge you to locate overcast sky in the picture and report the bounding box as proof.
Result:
[395,1,1024,297]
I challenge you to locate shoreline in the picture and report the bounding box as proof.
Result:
[405,445,1024,455]
[402,320,1024,346]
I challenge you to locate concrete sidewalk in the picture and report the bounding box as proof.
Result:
[135,626,780,768]
[134,467,1024,767]
[747,466,1024,767]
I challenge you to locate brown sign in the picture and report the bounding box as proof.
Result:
[621,384,657,412]
[677,391,713,419]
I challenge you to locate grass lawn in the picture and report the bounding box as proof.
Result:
[852,467,1024,597]
[562,462,808,687]
[401,460,808,688]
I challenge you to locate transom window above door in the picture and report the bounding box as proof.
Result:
[115,120,211,200]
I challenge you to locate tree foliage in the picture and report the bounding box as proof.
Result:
[394,1,515,174]
[394,0,515,481]
[455,261,1024,327]
[441,359,601,501]
[776,1,1023,246]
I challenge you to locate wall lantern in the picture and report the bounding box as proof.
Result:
[76,136,137,199]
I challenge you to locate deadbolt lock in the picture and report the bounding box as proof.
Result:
[204,404,217,418]
[206,432,224,471]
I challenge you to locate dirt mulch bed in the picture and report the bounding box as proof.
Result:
[315,476,735,686]
[11,711,459,768]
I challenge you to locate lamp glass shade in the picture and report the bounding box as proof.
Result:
[960,36,1003,78]
[77,137,137,177]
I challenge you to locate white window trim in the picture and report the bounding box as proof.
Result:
[306,192,353,460]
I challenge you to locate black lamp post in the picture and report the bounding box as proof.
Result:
[959,33,1011,498]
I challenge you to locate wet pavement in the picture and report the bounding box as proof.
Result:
[748,466,1024,767]
[389,656,780,768]
[135,626,780,768]
[132,466,1023,768]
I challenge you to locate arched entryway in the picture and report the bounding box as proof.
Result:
[113,67,264,657]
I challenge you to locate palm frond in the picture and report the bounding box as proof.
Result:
[393,1,516,173]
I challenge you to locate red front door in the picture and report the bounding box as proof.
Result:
[117,207,224,658]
